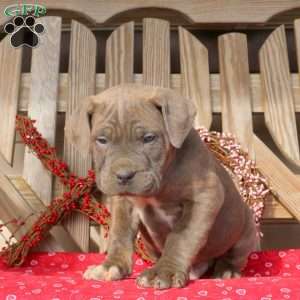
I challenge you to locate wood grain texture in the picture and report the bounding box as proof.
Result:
[23,17,62,205]
[262,195,292,219]
[0,174,70,250]
[143,18,170,87]
[294,19,300,90]
[105,21,134,87]
[17,73,300,113]
[63,20,96,252]
[0,35,22,165]
[0,153,15,176]
[179,26,212,129]
[259,25,300,164]
[9,176,46,214]
[254,134,300,221]
[219,33,254,158]
[7,175,80,251]
[0,172,33,239]
[2,1,300,25]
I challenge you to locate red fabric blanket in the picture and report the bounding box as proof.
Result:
[1,249,300,300]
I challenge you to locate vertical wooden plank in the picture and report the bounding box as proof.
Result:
[63,20,96,252]
[294,19,300,98]
[179,27,212,129]
[105,21,134,87]
[0,36,22,165]
[218,33,254,157]
[97,22,134,252]
[143,18,170,87]
[259,25,299,164]
[23,17,62,204]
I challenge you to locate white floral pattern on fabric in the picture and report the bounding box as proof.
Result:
[0,250,300,299]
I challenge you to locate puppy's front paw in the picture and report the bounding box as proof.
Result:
[83,261,129,281]
[136,265,188,289]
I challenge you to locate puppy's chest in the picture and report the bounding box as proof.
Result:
[133,197,182,231]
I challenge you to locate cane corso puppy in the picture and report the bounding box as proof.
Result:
[65,84,259,289]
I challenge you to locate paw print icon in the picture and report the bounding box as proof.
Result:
[4,15,45,48]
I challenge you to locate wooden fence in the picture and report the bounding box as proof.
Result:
[0,16,300,251]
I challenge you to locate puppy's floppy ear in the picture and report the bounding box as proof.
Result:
[149,87,196,148]
[64,96,95,156]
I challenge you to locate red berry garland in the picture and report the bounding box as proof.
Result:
[0,116,151,266]
[0,115,270,267]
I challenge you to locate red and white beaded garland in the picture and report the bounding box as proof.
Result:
[197,127,269,225]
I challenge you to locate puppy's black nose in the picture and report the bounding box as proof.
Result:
[116,170,136,185]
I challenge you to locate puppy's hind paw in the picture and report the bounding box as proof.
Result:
[213,260,241,279]
[214,268,241,279]
[83,263,124,281]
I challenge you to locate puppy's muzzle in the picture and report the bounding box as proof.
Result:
[115,169,136,185]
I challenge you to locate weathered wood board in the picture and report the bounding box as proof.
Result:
[143,18,170,87]
[219,33,254,158]
[105,21,134,87]
[179,26,212,129]
[259,25,300,166]
[23,17,62,206]
[63,20,96,252]
[0,36,22,165]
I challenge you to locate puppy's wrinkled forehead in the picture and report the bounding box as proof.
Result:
[91,85,164,138]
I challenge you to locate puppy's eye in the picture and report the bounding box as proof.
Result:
[143,133,156,144]
[96,136,108,145]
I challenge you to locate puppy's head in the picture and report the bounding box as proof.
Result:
[65,84,196,196]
